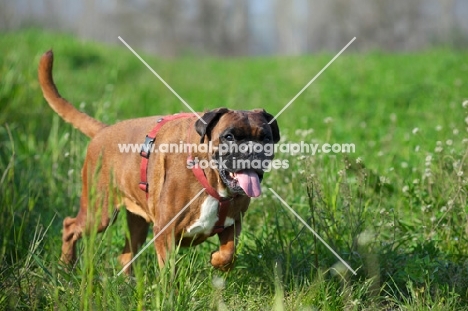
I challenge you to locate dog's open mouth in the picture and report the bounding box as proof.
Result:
[220,169,263,197]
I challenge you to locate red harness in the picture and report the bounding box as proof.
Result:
[138,113,232,235]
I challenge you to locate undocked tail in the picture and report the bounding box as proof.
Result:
[38,50,107,138]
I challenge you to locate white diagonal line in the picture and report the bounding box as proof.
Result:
[268,188,357,275]
[269,37,356,124]
[118,36,206,124]
[116,188,205,276]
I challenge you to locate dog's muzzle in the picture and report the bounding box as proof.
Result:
[215,142,273,197]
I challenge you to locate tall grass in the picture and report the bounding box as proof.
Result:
[1,29,468,309]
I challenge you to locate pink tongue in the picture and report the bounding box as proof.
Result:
[236,170,261,197]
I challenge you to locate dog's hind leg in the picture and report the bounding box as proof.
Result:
[118,203,150,274]
[61,201,114,265]
[60,162,113,266]
[61,214,81,265]
[61,195,91,265]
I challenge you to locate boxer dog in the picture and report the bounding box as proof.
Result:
[38,50,280,273]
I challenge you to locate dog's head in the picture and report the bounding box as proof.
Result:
[195,108,280,197]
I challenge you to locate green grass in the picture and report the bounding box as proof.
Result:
[2,28,468,310]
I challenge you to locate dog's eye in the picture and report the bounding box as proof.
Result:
[224,134,234,141]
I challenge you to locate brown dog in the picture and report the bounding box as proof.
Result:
[38,50,280,273]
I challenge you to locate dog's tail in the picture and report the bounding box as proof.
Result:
[38,50,107,138]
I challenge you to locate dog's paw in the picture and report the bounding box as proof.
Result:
[210,250,235,272]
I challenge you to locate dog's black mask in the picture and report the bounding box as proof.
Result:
[195,108,280,197]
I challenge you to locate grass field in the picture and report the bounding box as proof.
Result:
[2,29,468,310]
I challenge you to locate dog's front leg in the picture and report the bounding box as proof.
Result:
[210,220,241,271]
[153,225,174,268]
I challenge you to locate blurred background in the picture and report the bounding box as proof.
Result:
[1,0,467,57]
[3,1,468,309]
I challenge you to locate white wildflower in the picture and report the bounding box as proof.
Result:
[357,230,374,246]
[212,276,225,290]
[379,176,389,184]
[324,117,333,124]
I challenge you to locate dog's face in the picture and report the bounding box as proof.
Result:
[195,108,280,197]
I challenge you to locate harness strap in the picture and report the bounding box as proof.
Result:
[139,113,194,198]
[139,113,233,235]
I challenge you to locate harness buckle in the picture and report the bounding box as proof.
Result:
[139,182,149,192]
[140,135,155,159]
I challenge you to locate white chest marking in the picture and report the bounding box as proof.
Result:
[224,217,234,228]
[184,196,219,237]
[217,188,234,228]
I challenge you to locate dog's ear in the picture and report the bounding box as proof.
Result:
[195,108,230,143]
[253,109,280,143]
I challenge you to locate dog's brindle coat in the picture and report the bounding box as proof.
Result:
[38,50,280,273]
